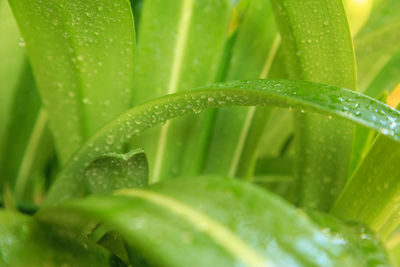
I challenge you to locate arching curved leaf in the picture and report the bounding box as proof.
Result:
[43,79,400,205]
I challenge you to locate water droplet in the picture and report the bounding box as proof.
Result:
[18,37,26,47]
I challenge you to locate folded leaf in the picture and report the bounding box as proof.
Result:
[39,176,391,266]
[43,79,400,205]
[9,0,136,163]
[84,149,148,195]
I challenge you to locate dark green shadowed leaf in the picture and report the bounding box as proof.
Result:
[39,176,391,266]
[43,79,400,205]
[132,0,231,183]
[84,149,148,195]
[270,0,357,211]
[0,1,27,195]
[0,61,52,202]
[44,149,148,202]
[0,210,112,266]
[9,0,136,164]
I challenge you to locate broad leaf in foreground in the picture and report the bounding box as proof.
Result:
[39,176,391,266]
[44,79,400,205]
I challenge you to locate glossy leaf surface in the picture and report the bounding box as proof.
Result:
[39,176,391,266]
[204,0,280,178]
[270,0,357,210]
[132,0,231,183]
[84,149,148,195]
[44,79,400,205]
[9,0,136,163]
[332,134,400,238]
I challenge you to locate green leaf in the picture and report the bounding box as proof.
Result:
[346,0,400,181]
[348,51,400,177]
[42,148,148,204]
[342,0,374,36]
[270,0,357,211]
[355,20,400,92]
[43,79,400,205]
[0,1,27,193]
[0,61,52,202]
[356,0,400,38]
[332,134,400,238]
[84,149,148,195]
[387,231,400,265]
[204,0,280,179]
[9,0,136,164]
[132,0,231,183]
[39,176,391,266]
[0,210,112,266]
[258,107,293,158]
[364,50,400,98]
[355,0,400,93]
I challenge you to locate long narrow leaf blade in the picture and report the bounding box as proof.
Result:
[132,0,231,183]
[332,134,400,238]
[204,0,280,179]
[270,0,357,210]
[43,79,400,205]
[9,0,136,163]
